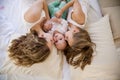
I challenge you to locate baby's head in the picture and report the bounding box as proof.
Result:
[53,31,67,50]
[43,20,52,32]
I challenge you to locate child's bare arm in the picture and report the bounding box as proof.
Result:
[38,17,47,26]
[30,17,46,33]
[50,17,61,23]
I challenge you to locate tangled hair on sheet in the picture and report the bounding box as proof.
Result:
[64,28,95,70]
[8,30,50,66]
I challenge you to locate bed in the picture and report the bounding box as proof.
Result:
[0,0,120,80]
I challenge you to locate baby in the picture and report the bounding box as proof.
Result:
[42,17,68,50]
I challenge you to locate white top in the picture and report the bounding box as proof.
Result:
[49,18,68,35]
[67,0,88,29]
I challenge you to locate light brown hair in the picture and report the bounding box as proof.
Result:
[8,30,50,66]
[64,28,95,70]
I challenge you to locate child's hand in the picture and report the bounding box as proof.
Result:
[51,17,61,23]
[55,10,62,18]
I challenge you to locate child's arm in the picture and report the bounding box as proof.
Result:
[30,17,46,34]
[43,0,50,20]
[55,0,74,18]
[48,0,61,18]
[50,17,62,23]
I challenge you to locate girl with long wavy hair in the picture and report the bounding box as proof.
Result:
[55,0,95,70]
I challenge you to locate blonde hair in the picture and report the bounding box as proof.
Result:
[8,30,50,66]
[64,28,94,70]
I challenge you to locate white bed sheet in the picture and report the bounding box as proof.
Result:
[116,47,120,63]
[89,0,102,17]
[0,0,23,67]
[0,0,103,79]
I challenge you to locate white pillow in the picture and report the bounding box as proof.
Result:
[69,15,120,80]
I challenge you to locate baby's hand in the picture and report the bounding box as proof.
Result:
[55,10,62,18]
[51,17,61,23]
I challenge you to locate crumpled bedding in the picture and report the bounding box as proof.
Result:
[0,0,24,67]
[0,0,104,80]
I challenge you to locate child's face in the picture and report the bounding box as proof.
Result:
[43,21,52,32]
[53,32,67,50]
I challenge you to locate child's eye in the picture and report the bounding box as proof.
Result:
[60,38,62,40]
